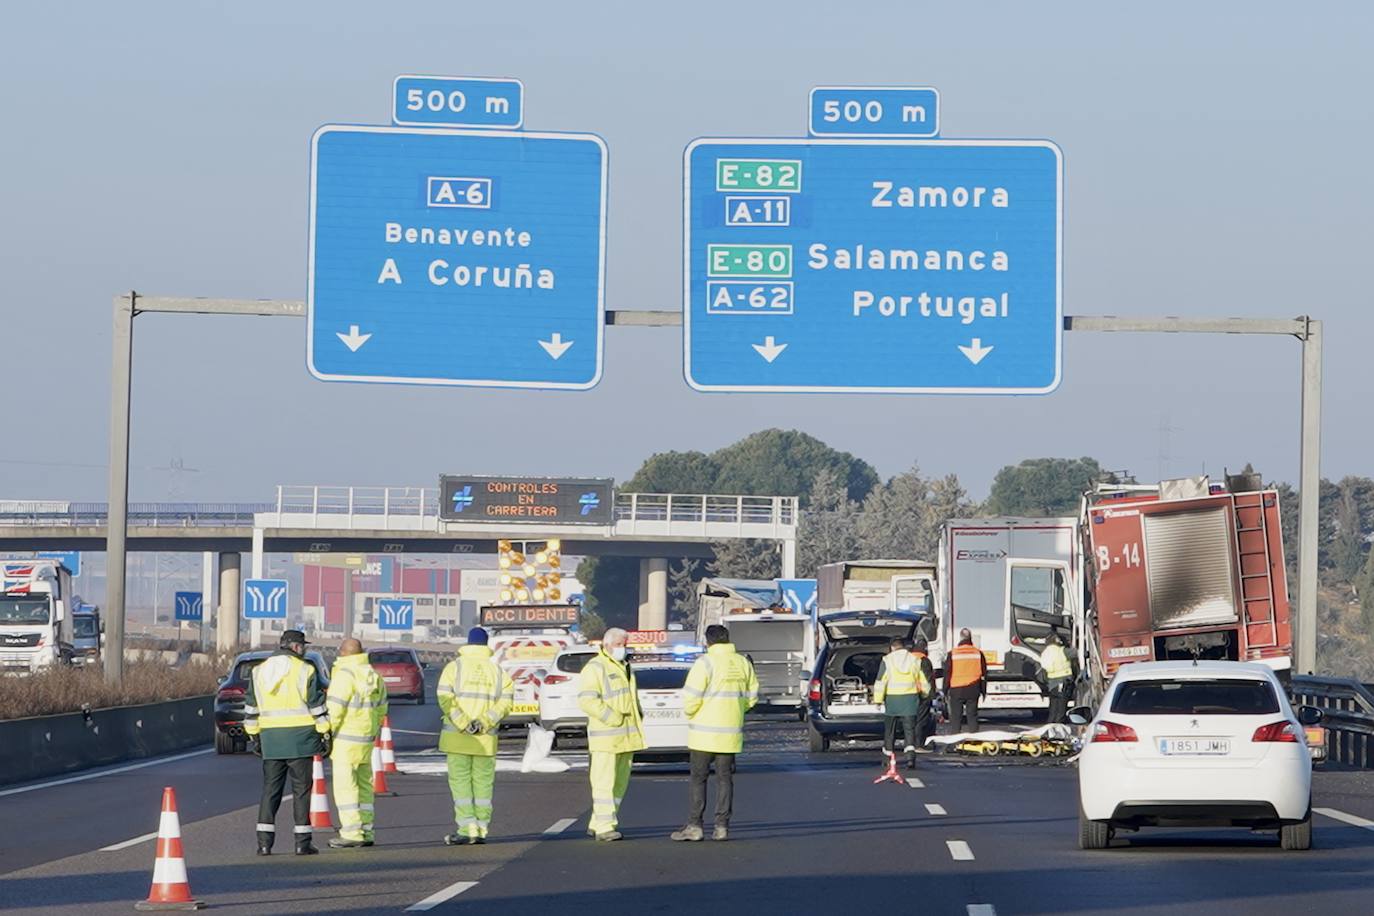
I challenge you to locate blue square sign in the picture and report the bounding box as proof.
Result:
[684,139,1062,393]
[307,126,607,389]
[377,599,414,631]
[174,591,203,622]
[243,578,289,620]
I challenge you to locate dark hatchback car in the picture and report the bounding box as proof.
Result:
[804,611,930,752]
[214,650,331,754]
[368,648,427,704]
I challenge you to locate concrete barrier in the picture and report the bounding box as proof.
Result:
[0,695,213,787]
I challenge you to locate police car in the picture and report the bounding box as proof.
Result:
[629,644,702,758]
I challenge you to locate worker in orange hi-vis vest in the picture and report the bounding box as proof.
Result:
[943,628,988,735]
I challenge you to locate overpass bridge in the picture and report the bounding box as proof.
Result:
[0,486,800,648]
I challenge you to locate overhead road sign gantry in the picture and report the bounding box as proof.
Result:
[684,138,1062,394]
[307,125,608,389]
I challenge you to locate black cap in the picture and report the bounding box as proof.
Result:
[280,629,309,647]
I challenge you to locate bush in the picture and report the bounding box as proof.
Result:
[0,655,224,720]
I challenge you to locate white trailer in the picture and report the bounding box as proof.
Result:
[938,518,1082,712]
[1,560,76,673]
[696,578,809,709]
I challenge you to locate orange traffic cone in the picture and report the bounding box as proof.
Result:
[873,750,906,786]
[380,716,399,774]
[309,755,334,829]
[135,786,205,911]
[372,736,395,796]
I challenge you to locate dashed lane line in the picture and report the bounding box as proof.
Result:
[544,818,577,835]
[946,840,975,861]
[405,880,478,912]
[1315,807,1374,830]
[925,803,947,816]
[905,777,925,788]
[967,906,996,915]
[100,831,159,851]
[0,747,215,797]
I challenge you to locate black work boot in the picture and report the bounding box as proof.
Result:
[256,831,274,856]
[295,838,319,856]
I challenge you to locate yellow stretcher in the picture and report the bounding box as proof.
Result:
[953,736,1074,758]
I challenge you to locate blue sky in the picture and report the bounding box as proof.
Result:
[2,1,1370,502]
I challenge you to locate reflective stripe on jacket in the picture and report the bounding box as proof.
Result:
[872,649,931,703]
[437,644,514,757]
[327,653,388,763]
[1040,643,1073,681]
[244,651,328,760]
[683,643,758,754]
[577,650,646,754]
[947,643,986,690]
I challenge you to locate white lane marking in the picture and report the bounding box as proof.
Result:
[906,777,925,788]
[1316,807,1374,830]
[0,748,214,798]
[925,803,947,816]
[947,840,975,861]
[100,831,159,851]
[544,818,577,835]
[406,881,478,911]
[967,906,997,915]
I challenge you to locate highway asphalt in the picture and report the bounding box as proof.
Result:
[4,674,1374,915]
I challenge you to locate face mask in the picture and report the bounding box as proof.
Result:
[610,646,626,662]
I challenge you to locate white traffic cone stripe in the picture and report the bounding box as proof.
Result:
[151,856,188,885]
[158,810,181,839]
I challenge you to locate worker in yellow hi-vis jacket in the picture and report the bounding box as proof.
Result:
[577,627,645,841]
[437,627,513,845]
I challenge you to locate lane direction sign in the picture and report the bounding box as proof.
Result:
[308,125,607,389]
[684,138,1062,393]
[377,598,415,631]
[174,591,203,622]
[243,578,289,620]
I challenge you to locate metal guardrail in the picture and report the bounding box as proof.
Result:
[612,492,798,526]
[1292,675,1374,768]
[0,502,273,527]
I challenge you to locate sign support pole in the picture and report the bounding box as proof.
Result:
[102,296,1324,673]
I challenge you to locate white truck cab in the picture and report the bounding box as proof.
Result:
[1,560,76,673]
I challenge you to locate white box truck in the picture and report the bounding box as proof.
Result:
[695,578,810,710]
[1,560,76,673]
[937,518,1082,712]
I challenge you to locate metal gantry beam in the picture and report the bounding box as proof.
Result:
[103,295,1323,684]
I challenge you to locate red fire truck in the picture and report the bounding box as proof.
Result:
[1081,474,1293,707]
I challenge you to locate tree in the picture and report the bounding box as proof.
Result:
[711,429,879,505]
[667,559,702,629]
[622,451,721,494]
[1331,482,1366,583]
[857,465,932,559]
[984,457,1108,517]
[1359,546,1374,635]
[573,556,640,631]
[577,607,607,640]
[797,467,863,577]
[708,538,781,581]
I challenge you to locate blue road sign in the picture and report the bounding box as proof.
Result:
[809,87,940,137]
[243,578,289,620]
[393,75,523,129]
[777,578,818,619]
[377,598,415,631]
[684,139,1062,394]
[174,591,203,622]
[308,125,607,389]
[37,550,80,577]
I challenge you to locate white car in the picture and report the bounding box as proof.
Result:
[633,659,695,757]
[1077,660,1321,850]
[538,646,600,741]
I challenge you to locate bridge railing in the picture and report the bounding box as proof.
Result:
[1292,674,1374,769]
[0,502,272,527]
[612,493,797,526]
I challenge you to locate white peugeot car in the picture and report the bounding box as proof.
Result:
[537,645,600,744]
[1077,660,1321,851]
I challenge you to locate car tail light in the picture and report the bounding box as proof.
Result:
[542,674,570,685]
[218,686,246,701]
[1091,721,1138,743]
[1252,720,1300,743]
[1010,636,1021,646]
[808,679,821,702]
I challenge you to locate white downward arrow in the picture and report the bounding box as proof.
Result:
[336,325,372,352]
[539,332,574,360]
[752,336,788,363]
[958,338,994,365]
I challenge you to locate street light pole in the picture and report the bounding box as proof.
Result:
[103,292,135,687]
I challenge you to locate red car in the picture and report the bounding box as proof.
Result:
[368,648,427,704]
